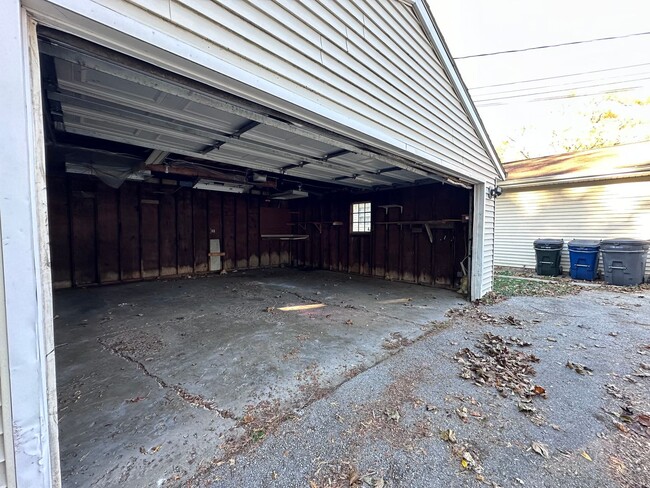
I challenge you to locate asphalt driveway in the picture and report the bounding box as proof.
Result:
[189,287,650,488]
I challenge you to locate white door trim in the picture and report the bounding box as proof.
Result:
[0,5,60,487]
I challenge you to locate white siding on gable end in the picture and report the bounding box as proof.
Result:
[495,178,650,277]
[30,0,500,182]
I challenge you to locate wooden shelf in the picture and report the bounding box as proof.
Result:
[261,234,309,241]
[374,219,463,243]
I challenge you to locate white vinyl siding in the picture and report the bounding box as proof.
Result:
[482,196,496,294]
[38,0,499,182]
[495,178,650,277]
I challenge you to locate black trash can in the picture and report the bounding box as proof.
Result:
[533,239,564,276]
[600,238,650,286]
[568,240,601,281]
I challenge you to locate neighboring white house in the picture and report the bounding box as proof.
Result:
[495,141,650,277]
[1,1,504,486]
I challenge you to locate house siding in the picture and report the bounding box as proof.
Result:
[31,0,499,182]
[482,195,496,294]
[495,178,650,278]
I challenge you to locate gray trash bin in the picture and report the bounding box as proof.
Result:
[600,238,650,286]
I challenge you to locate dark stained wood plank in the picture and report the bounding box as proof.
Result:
[222,194,236,270]
[193,190,209,273]
[415,188,434,285]
[159,192,177,276]
[96,183,120,283]
[69,178,97,286]
[400,190,416,282]
[46,175,72,288]
[235,196,248,268]
[247,195,260,268]
[372,199,386,278]
[258,203,273,267]
[280,240,290,265]
[176,188,193,275]
[338,201,349,272]
[119,183,141,281]
[385,206,400,281]
[140,188,160,279]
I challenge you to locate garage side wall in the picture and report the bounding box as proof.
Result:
[495,178,650,277]
[47,174,292,288]
[292,184,470,288]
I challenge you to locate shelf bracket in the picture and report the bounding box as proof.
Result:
[378,204,403,215]
[424,223,433,244]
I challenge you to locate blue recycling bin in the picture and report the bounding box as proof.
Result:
[568,239,601,281]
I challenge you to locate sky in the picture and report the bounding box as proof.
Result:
[427,0,650,161]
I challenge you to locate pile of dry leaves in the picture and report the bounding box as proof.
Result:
[455,333,545,400]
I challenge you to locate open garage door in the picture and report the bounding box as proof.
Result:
[40,28,473,291]
[38,28,474,487]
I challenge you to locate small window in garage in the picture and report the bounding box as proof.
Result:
[351,202,372,233]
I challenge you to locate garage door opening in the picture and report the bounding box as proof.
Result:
[39,29,474,486]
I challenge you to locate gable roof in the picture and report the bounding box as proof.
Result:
[413,0,505,181]
[502,141,650,187]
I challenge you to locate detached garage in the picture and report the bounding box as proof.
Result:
[1,1,503,486]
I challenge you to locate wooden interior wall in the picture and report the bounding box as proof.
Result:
[47,174,291,288]
[47,175,469,289]
[290,183,470,287]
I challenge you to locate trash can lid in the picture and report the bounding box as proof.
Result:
[568,239,601,248]
[601,238,650,246]
[534,238,564,246]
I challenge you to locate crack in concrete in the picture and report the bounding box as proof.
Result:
[97,338,235,420]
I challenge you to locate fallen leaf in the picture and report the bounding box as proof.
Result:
[581,451,593,461]
[533,385,547,397]
[309,481,318,488]
[566,361,593,375]
[440,429,457,443]
[374,478,385,488]
[461,451,476,470]
[614,421,630,433]
[531,441,549,458]
[456,406,469,421]
[385,409,400,423]
[636,413,650,427]
[518,401,536,413]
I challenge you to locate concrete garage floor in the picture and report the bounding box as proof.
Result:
[54,268,464,487]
